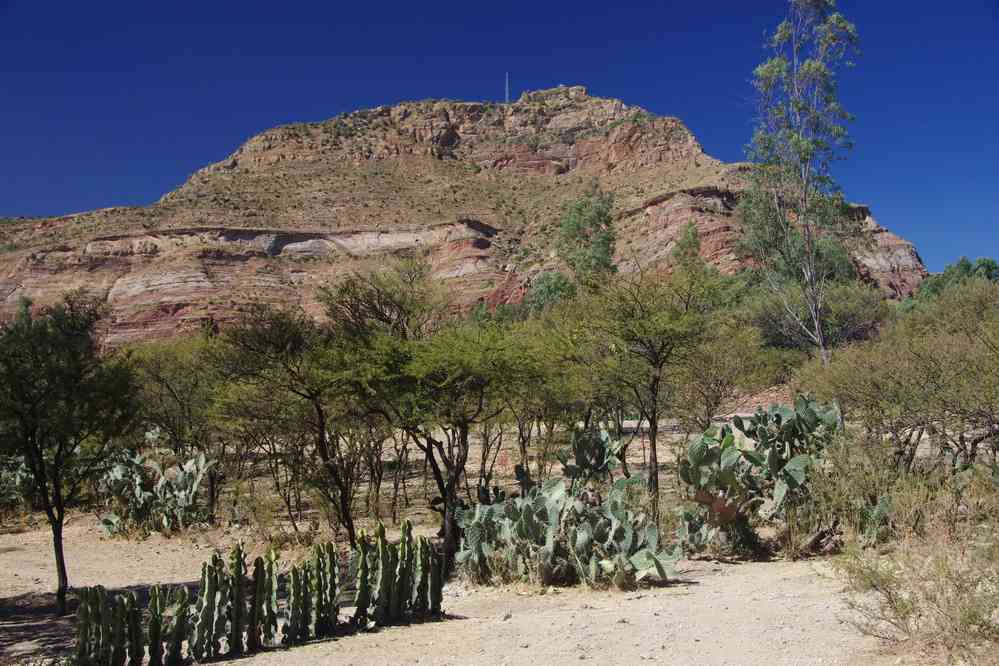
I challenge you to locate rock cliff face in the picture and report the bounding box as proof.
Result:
[0,85,926,343]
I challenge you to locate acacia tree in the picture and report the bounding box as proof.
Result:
[739,0,861,364]
[585,227,725,519]
[133,335,229,520]
[215,305,363,542]
[0,295,136,614]
[674,325,766,433]
[215,381,312,533]
[407,322,517,567]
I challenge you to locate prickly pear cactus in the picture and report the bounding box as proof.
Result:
[229,543,247,656]
[165,586,189,666]
[147,585,165,666]
[125,591,143,666]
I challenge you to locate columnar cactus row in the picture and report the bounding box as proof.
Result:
[75,533,444,664]
[354,520,444,629]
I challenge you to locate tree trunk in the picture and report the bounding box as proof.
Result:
[51,519,69,615]
[647,412,660,522]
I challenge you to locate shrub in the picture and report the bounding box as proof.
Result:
[835,465,999,660]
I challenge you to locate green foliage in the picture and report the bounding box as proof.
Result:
[557,187,616,282]
[0,455,31,517]
[373,522,392,625]
[677,396,839,555]
[744,281,889,352]
[457,477,679,589]
[524,271,577,313]
[732,395,839,517]
[0,293,137,612]
[556,428,621,493]
[97,451,214,536]
[799,278,999,472]
[412,536,430,614]
[902,256,999,310]
[131,335,225,505]
[739,0,863,359]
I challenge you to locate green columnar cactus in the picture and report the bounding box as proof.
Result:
[263,547,279,646]
[229,543,246,656]
[126,592,144,666]
[325,542,339,630]
[165,586,189,666]
[353,531,372,627]
[429,546,443,616]
[213,553,230,656]
[300,562,313,642]
[311,545,328,638]
[191,561,217,660]
[390,521,411,621]
[75,587,93,663]
[247,556,266,652]
[147,585,165,666]
[413,537,430,615]
[97,586,113,665]
[374,523,392,625]
[283,565,300,645]
[111,594,127,666]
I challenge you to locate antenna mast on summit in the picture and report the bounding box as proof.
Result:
[505,72,510,104]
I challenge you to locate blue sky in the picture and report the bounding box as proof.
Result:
[1,1,996,271]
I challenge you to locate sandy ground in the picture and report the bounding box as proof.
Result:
[245,560,886,666]
[0,514,903,666]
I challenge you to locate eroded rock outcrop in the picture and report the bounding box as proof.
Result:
[0,86,926,342]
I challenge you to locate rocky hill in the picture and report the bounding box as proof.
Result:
[0,85,926,343]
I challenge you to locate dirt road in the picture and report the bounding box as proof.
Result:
[1,517,894,666]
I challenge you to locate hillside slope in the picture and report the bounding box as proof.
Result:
[0,86,926,343]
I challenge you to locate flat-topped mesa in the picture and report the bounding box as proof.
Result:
[0,86,928,343]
